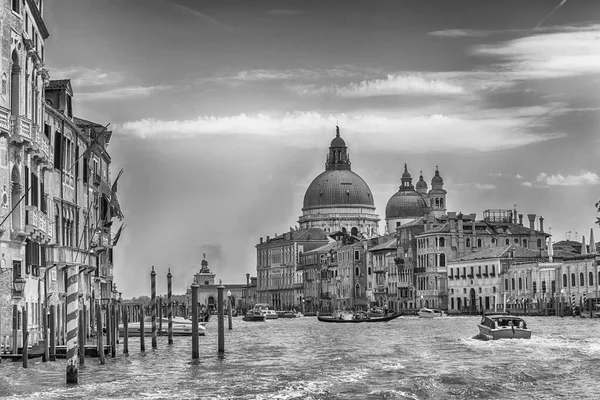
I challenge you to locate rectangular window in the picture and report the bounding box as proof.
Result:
[13,260,21,278]
[354,250,360,261]
[54,131,62,169]
[12,0,19,13]
[0,147,6,168]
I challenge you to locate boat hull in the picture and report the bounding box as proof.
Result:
[477,324,531,340]
[317,312,403,323]
[243,315,266,322]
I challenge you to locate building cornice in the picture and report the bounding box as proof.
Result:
[26,0,49,39]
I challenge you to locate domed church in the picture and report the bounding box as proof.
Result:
[298,127,380,237]
[385,164,447,233]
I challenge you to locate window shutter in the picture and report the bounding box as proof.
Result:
[54,131,62,169]
[24,166,29,206]
[83,157,88,183]
[75,145,79,179]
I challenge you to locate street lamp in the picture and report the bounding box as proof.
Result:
[13,276,26,299]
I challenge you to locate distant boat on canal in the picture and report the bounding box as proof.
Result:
[477,313,531,340]
[417,308,447,318]
[317,311,403,323]
[243,310,266,322]
[119,316,206,337]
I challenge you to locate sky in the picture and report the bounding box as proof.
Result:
[43,0,600,297]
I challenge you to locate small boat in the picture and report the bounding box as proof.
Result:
[417,308,447,318]
[477,314,531,340]
[119,316,206,337]
[253,304,279,319]
[317,311,403,323]
[243,310,266,322]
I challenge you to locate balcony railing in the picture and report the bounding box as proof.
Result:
[25,205,52,237]
[10,115,33,142]
[0,106,10,134]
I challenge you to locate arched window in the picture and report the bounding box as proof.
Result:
[580,272,585,287]
[537,239,542,248]
[440,198,444,208]
[439,237,445,247]
[562,274,567,287]
[477,239,482,247]
[355,267,360,276]
[523,239,528,248]
[440,253,446,267]
[466,238,471,247]
[1,73,6,96]
[355,283,360,298]
[589,272,594,286]
[519,277,522,290]
[511,278,515,290]
[351,227,358,236]
[571,273,576,287]
[449,268,453,278]
[532,281,537,294]
[504,279,509,291]
[435,198,440,208]
[505,238,510,245]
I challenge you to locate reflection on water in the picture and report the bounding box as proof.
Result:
[1,316,600,399]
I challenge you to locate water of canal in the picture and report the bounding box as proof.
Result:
[0,315,599,399]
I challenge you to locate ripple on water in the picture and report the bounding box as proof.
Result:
[2,316,600,399]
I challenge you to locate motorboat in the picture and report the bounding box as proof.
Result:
[276,310,303,318]
[253,303,279,319]
[242,310,266,322]
[119,316,206,337]
[477,314,531,340]
[417,308,447,318]
[317,311,403,323]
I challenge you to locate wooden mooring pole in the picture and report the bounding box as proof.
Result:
[191,282,199,359]
[42,305,49,362]
[217,280,225,354]
[123,306,129,354]
[111,302,117,358]
[151,266,157,349]
[140,307,145,352]
[22,307,28,368]
[167,269,173,345]
[78,307,85,365]
[96,305,105,365]
[49,305,56,361]
[65,265,78,384]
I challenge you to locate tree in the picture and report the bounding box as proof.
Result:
[596,200,600,226]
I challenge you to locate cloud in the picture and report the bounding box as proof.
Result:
[116,106,563,153]
[207,67,367,84]
[78,85,171,100]
[452,182,497,190]
[173,3,234,30]
[522,181,533,187]
[289,74,467,97]
[536,171,600,186]
[48,66,123,88]
[268,9,301,15]
[515,174,523,179]
[472,24,600,80]
[429,29,492,38]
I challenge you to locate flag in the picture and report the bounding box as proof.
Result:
[112,223,126,247]
[83,123,111,157]
[110,168,124,220]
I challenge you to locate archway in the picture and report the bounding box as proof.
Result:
[11,165,20,230]
[208,296,215,312]
[351,227,358,237]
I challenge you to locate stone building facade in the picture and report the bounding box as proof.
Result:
[0,2,123,350]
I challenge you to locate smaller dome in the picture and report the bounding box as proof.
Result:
[330,126,346,148]
[431,166,444,188]
[386,190,429,219]
[416,171,428,192]
[401,163,411,179]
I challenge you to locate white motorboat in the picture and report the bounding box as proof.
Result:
[477,314,531,340]
[119,316,206,337]
[254,304,279,319]
[417,308,447,318]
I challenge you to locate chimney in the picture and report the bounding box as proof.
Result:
[539,216,544,233]
[457,213,464,232]
[260,237,263,244]
[246,273,250,287]
[527,214,536,231]
[266,236,270,242]
[518,214,523,226]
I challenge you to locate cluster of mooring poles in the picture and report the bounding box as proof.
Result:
[6,265,234,385]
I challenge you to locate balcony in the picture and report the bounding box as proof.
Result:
[10,115,33,144]
[32,129,53,167]
[0,106,10,136]
[25,205,53,240]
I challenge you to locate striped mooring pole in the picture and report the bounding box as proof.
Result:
[66,265,79,384]
[167,269,173,345]
[151,266,157,349]
[191,282,199,359]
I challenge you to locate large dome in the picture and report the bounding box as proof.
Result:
[385,190,429,219]
[303,170,375,210]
